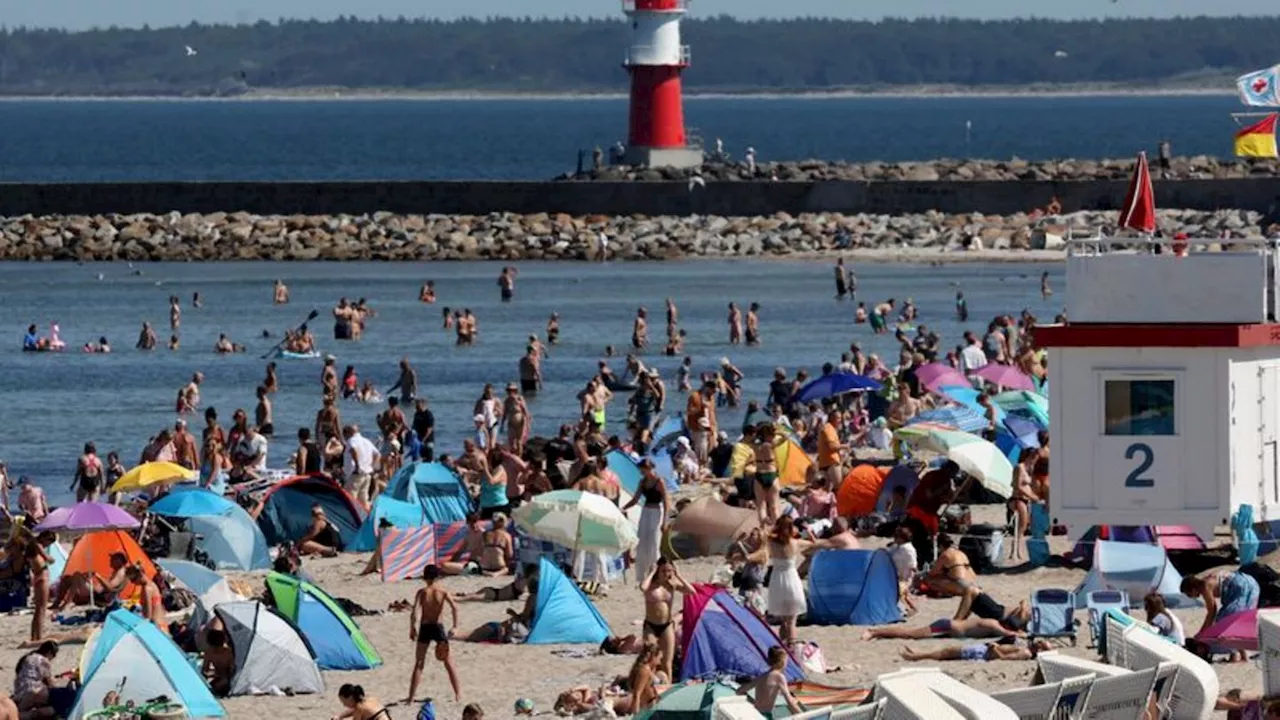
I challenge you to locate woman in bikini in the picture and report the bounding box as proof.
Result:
[641,559,694,682]
[927,534,982,620]
[456,564,537,603]
[477,514,513,576]
[72,442,103,503]
[1007,448,1041,561]
[25,542,49,643]
[128,563,168,633]
[334,683,391,720]
[611,644,662,716]
[503,384,530,455]
[752,424,781,525]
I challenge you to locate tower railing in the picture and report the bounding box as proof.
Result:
[624,45,691,66]
[623,0,690,12]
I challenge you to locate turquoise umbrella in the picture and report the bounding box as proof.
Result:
[635,682,738,720]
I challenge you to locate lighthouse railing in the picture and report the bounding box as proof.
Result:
[624,45,691,67]
[623,0,690,12]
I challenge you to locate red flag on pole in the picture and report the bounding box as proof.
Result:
[1118,151,1157,233]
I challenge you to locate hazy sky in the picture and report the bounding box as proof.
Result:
[9,0,1279,31]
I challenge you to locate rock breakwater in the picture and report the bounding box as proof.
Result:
[0,208,1267,261]
[563,156,1280,182]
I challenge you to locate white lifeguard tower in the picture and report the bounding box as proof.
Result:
[1037,236,1280,542]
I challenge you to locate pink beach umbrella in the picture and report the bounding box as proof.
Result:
[973,364,1036,391]
[915,363,972,393]
[1196,609,1261,651]
[34,502,140,533]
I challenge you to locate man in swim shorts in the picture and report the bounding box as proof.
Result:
[408,565,461,704]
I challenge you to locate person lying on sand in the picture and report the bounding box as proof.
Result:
[861,616,1022,641]
[454,564,536,602]
[900,639,1051,663]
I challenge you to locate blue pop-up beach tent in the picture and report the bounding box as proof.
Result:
[1073,540,1198,609]
[805,550,902,626]
[387,462,472,523]
[526,557,611,645]
[71,610,225,718]
[681,586,804,682]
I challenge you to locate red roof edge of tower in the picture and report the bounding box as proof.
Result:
[626,0,688,12]
[1034,323,1280,348]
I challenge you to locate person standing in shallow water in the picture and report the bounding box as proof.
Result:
[834,258,848,299]
[728,302,742,345]
[497,267,516,303]
[745,303,761,346]
[273,279,289,305]
[632,308,648,350]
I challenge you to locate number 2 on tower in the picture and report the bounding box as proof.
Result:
[1124,443,1155,488]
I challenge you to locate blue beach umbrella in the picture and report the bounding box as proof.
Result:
[792,372,882,405]
[908,406,988,434]
[150,488,236,518]
[1002,415,1042,450]
[937,385,1007,422]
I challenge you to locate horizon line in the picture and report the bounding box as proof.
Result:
[5,12,1280,33]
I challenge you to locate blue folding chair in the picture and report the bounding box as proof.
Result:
[1086,590,1129,648]
[1030,588,1077,645]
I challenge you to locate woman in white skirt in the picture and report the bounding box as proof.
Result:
[623,459,670,584]
[754,516,812,645]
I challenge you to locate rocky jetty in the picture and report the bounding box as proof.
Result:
[0,209,1268,261]
[561,156,1280,183]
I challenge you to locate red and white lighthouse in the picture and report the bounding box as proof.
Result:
[622,0,704,168]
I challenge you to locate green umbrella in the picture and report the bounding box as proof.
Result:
[992,390,1049,428]
[512,489,638,554]
[635,682,738,720]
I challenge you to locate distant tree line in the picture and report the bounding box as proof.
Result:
[1,15,1279,95]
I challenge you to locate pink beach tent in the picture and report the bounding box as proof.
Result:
[1196,609,1260,651]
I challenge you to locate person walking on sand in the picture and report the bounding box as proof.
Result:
[273,280,289,305]
[407,565,462,704]
[728,302,742,345]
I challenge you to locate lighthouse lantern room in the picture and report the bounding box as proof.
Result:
[621,0,704,169]
[1036,237,1280,542]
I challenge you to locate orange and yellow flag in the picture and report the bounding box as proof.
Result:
[1235,114,1279,158]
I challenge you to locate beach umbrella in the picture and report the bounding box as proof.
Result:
[1003,415,1042,450]
[973,364,1036,391]
[1196,608,1261,651]
[907,406,988,434]
[635,682,737,720]
[937,385,1006,422]
[915,363,971,393]
[513,489,638,554]
[993,390,1050,428]
[110,461,198,493]
[790,372,882,404]
[149,488,236,518]
[893,427,1012,498]
[35,502,140,532]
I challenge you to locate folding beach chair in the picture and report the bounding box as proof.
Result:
[1030,588,1077,645]
[1086,590,1129,649]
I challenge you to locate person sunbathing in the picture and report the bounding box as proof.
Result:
[455,565,536,602]
[860,615,1021,641]
[925,533,982,619]
[900,639,1051,663]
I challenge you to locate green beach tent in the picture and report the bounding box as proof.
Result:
[265,571,381,670]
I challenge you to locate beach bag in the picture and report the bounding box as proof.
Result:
[790,640,828,674]
[959,524,1004,574]
[417,699,436,720]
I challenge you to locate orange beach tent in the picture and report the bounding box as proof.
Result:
[62,530,156,601]
[837,465,892,517]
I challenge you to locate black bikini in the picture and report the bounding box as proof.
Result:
[641,482,664,506]
[644,619,673,635]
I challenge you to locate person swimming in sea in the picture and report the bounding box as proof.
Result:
[83,337,110,354]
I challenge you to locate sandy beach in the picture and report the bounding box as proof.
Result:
[0,505,1256,719]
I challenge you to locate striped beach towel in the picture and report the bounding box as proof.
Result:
[381,526,437,582]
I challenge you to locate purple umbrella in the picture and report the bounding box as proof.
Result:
[973,364,1036,391]
[35,502,140,532]
[915,363,972,392]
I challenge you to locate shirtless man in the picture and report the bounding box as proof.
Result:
[737,647,802,716]
[136,322,157,351]
[201,629,236,697]
[745,302,761,345]
[178,373,203,415]
[632,308,648,350]
[497,267,516,302]
[641,559,694,680]
[273,279,289,305]
[407,565,462,703]
[518,346,542,396]
[546,313,560,345]
[254,386,274,438]
[172,420,199,471]
[665,297,679,340]
[727,302,742,345]
[333,298,356,341]
[214,334,243,354]
[388,358,418,402]
[314,396,343,449]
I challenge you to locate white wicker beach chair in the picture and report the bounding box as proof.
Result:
[872,669,969,720]
[1106,617,1217,720]
[1036,652,1129,684]
[1055,675,1098,720]
[990,682,1064,720]
[712,696,766,720]
[873,668,1017,720]
[828,698,885,720]
[1260,609,1280,698]
[1075,665,1158,720]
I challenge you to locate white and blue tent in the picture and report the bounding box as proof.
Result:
[1073,540,1199,609]
[158,558,245,628]
[386,462,472,523]
[71,610,225,719]
[188,507,272,571]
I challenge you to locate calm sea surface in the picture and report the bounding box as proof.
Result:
[0,94,1244,182]
[0,260,1063,506]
